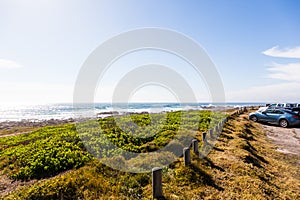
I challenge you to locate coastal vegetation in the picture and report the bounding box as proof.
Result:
[1,110,299,199]
[0,110,223,181]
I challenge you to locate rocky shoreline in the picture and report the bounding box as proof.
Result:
[0,118,75,130]
[0,106,235,131]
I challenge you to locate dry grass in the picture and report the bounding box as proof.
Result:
[0,127,37,137]
[0,173,37,197]
[3,109,300,199]
[155,111,300,199]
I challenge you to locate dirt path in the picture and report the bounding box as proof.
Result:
[263,124,300,156]
[0,119,75,138]
[0,131,32,138]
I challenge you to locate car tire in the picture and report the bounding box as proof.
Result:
[279,119,288,128]
[250,115,258,122]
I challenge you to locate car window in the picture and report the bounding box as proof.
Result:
[265,109,274,113]
[284,110,294,115]
[274,110,284,114]
[286,103,295,108]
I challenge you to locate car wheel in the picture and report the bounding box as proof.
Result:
[250,115,258,122]
[279,119,288,128]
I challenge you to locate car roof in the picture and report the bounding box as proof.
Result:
[263,107,294,113]
[282,109,295,114]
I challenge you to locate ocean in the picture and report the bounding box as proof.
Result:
[0,102,264,122]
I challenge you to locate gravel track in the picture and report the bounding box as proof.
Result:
[263,124,300,155]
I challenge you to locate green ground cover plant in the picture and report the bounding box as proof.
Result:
[6,110,298,200]
[0,110,224,182]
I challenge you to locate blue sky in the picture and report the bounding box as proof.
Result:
[0,0,300,104]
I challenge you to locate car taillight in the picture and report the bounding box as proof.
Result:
[293,115,299,119]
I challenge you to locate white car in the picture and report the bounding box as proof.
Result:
[258,106,268,112]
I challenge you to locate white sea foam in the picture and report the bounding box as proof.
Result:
[0,103,263,122]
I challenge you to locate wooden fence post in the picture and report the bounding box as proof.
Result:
[215,126,218,135]
[183,147,191,166]
[209,128,214,139]
[219,122,222,132]
[202,131,207,143]
[192,139,199,153]
[152,167,163,198]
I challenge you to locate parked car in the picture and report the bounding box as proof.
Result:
[267,103,297,110]
[291,107,300,113]
[266,103,277,108]
[249,108,300,128]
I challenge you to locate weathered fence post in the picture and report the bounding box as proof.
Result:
[152,167,163,198]
[218,122,222,132]
[209,128,214,138]
[202,131,207,143]
[214,126,219,135]
[192,139,199,153]
[183,147,191,166]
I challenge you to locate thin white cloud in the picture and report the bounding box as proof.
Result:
[238,46,300,102]
[227,82,300,102]
[0,59,23,69]
[266,62,300,82]
[262,46,300,58]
